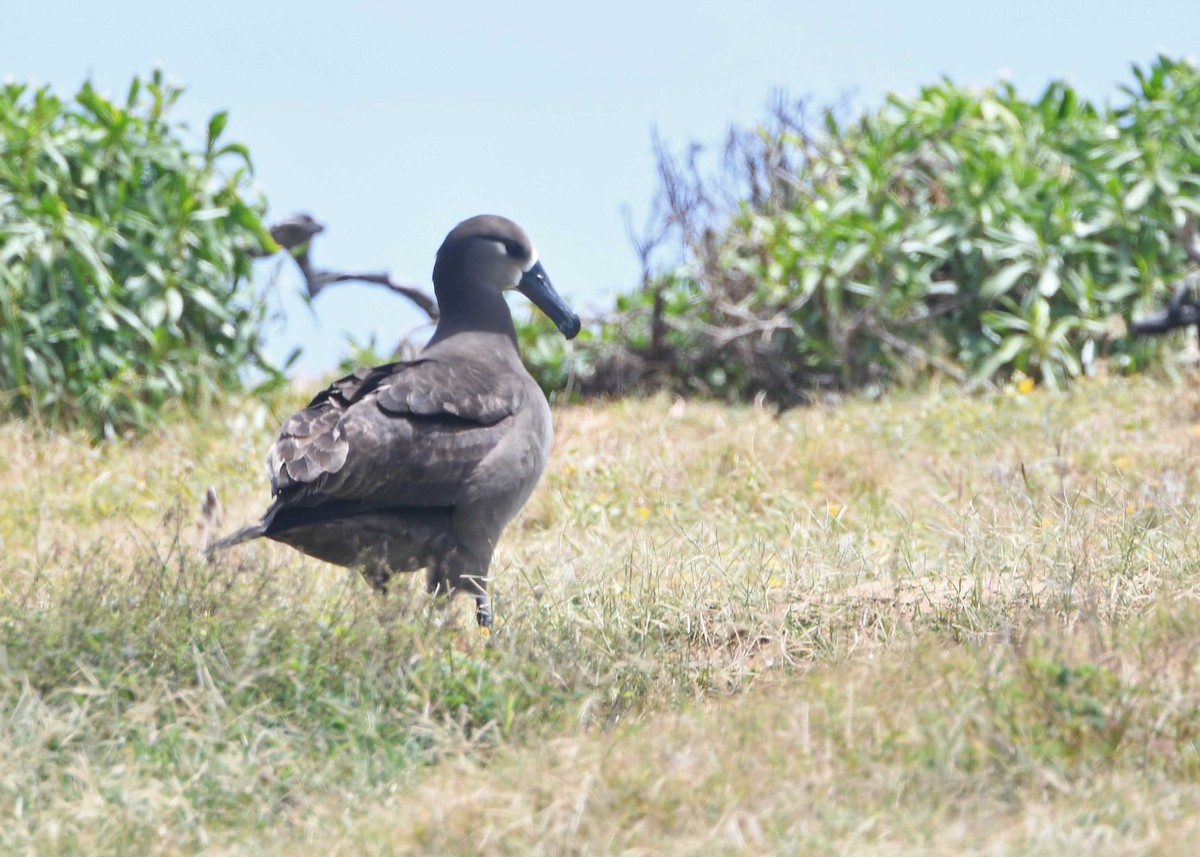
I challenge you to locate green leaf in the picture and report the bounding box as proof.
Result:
[206,110,229,149]
[973,334,1029,384]
[165,287,184,323]
[189,207,230,223]
[981,310,1029,334]
[187,287,232,321]
[1123,178,1153,210]
[215,142,254,170]
[143,296,167,328]
[1036,264,1060,298]
[831,243,871,278]
[981,261,1033,300]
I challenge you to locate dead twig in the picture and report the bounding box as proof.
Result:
[266,213,439,321]
[1129,215,1200,336]
[865,321,965,381]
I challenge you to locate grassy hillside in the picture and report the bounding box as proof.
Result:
[4,376,1200,854]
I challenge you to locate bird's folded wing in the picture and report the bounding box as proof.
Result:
[266,359,521,511]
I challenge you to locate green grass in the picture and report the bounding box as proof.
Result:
[4,377,1200,853]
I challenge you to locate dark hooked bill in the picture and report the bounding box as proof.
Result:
[517,261,581,339]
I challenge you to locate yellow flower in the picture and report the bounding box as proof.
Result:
[828,503,842,517]
[635,505,652,520]
[1114,456,1131,470]
[1017,377,1035,394]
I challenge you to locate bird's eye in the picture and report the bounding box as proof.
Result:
[479,235,523,258]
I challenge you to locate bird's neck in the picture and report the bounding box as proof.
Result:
[427,283,519,350]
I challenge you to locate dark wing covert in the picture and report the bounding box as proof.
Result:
[266,358,524,509]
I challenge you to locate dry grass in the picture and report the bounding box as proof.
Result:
[4,376,1200,854]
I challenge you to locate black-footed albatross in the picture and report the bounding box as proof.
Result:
[214,215,580,628]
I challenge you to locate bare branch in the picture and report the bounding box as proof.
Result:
[1130,303,1200,335]
[266,213,439,321]
[1130,272,1200,335]
[865,321,965,381]
[1129,220,1200,336]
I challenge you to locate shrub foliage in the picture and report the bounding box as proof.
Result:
[524,55,1200,401]
[0,71,277,437]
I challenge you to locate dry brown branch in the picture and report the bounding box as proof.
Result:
[267,214,439,321]
[1129,214,1200,335]
[865,321,965,381]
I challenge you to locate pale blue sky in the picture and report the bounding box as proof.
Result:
[3,1,1198,376]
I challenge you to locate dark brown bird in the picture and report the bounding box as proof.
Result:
[215,215,580,628]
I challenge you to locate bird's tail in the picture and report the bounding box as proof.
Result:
[205,521,267,562]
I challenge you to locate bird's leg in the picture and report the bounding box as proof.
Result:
[425,562,449,598]
[429,546,494,632]
[461,579,492,630]
[474,591,493,630]
[455,569,492,630]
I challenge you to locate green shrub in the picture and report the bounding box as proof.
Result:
[524,55,1200,401]
[0,71,278,438]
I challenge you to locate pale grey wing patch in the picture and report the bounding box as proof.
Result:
[375,359,522,425]
[268,406,350,494]
[264,357,522,511]
[265,363,402,496]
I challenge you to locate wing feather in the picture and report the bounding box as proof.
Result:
[375,359,520,423]
[265,358,519,513]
